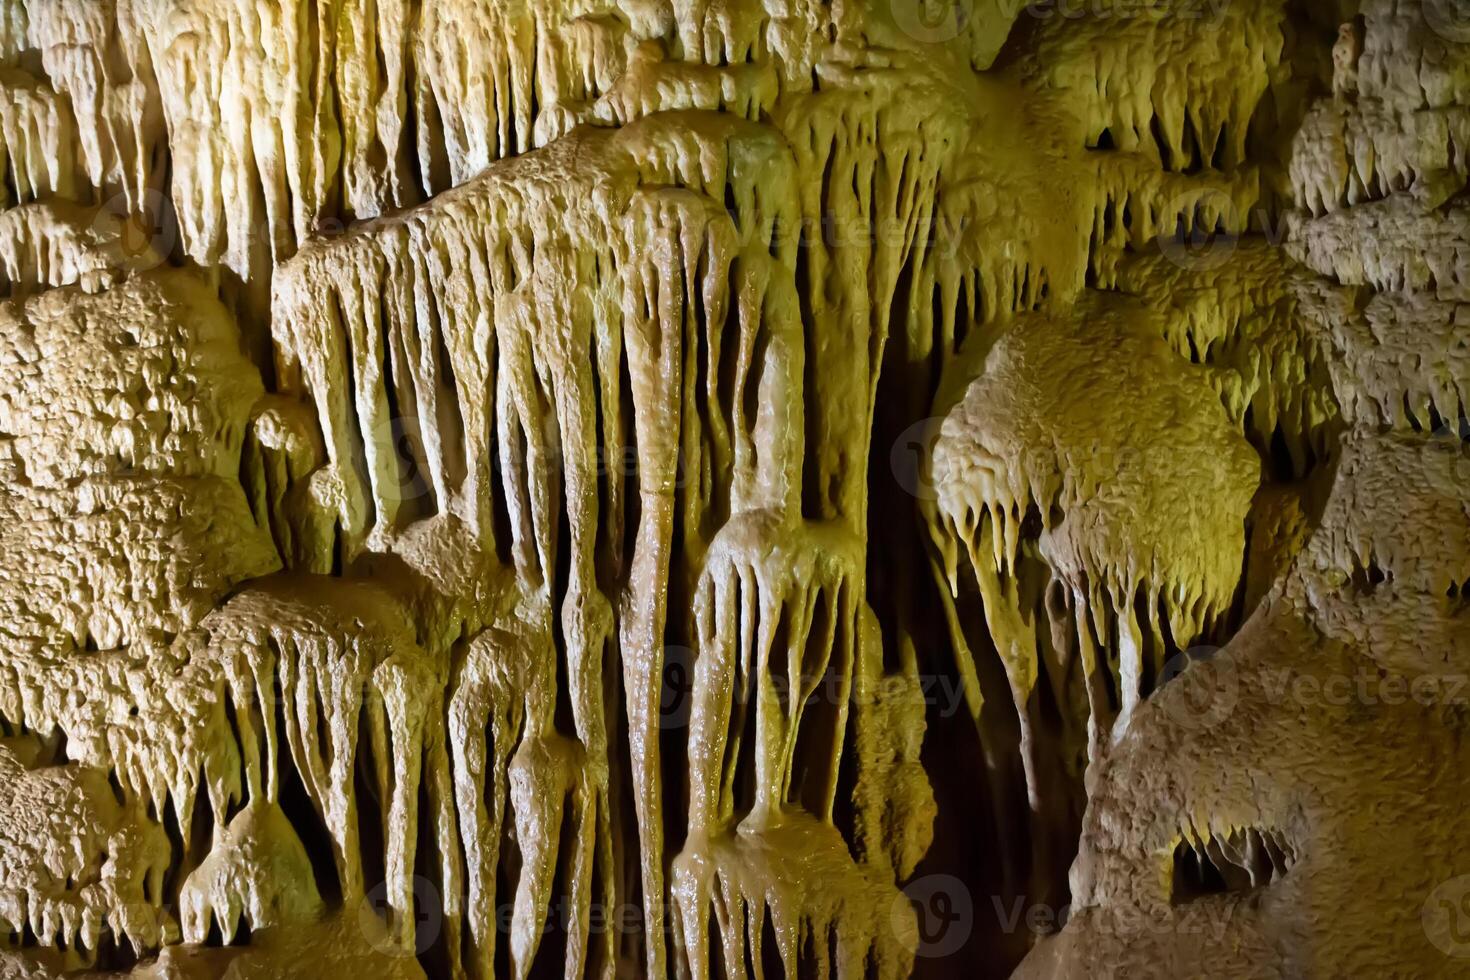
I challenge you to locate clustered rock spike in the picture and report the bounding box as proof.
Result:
[0,0,1466,978]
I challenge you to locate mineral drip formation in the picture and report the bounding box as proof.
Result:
[0,1,1465,979]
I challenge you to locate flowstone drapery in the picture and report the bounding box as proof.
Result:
[0,1,1465,978]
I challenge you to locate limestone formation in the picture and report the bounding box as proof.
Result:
[0,0,1463,978]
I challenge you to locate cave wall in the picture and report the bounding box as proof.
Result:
[0,0,1465,977]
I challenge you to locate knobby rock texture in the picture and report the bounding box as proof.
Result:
[0,0,1465,977]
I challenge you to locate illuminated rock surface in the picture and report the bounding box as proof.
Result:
[0,0,1463,977]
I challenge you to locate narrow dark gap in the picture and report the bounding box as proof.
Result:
[334,289,375,533]
[45,726,69,765]
[588,340,614,583]
[616,342,642,576]
[1350,552,1390,593]
[742,325,772,449]
[380,292,437,525]
[1171,838,1231,900]
[237,430,266,531]
[882,147,917,346]
[1268,425,1300,482]
[728,607,760,818]
[275,676,341,903]
[1023,564,1070,740]
[493,852,515,978]
[713,255,744,528]
[1181,112,1205,175]
[552,494,577,737]
[524,798,576,979]
[355,720,389,914]
[658,624,693,859]
[1227,520,1255,638]
[1170,828,1296,904]
[1427,399,1446,435]
[107,768,126,807]
[1185,328,1203,364]
[433,322,468,492]
[222,695,248,820]
[159,791,188,907]
[957,276,976,354]
[830,696,861,850]
[723,177,739,221]
[414,774,451,979]
[766,605,793,717]
[789,586,843,816]
[186,768,218,873]
[331,518,347,577]
[690,250,716,537]
[1150,113,1174,172]
[490,391,517,568]
[603,630,643,972]
[396,21,430,204]
[797,921,821,980]
[526,62,541,149]
[4,149,22,209]
[1133,587,1162,695]
[1404,390,1424,432]
[91,930,140,972]
[201,912,253,948]
[322,16,352,221]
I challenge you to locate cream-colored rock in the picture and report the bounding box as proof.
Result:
[1021,429,1470,978]
[0,0,1462,977]
[0,269,277,649]
[930,293,1259,751]
[178,801,324,945]
[0,742,173,963]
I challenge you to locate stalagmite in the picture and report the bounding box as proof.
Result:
[0,0,1464,977]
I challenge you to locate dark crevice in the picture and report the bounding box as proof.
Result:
[1171,826,1297,904]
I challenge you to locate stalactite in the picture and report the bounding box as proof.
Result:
[922,292,1260,906]
[0,200,162,295]
[1116,243,1343,471]
[0,0,1464,977]
[0,743,174,960]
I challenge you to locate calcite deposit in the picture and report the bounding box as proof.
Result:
[0,0,1464,978]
